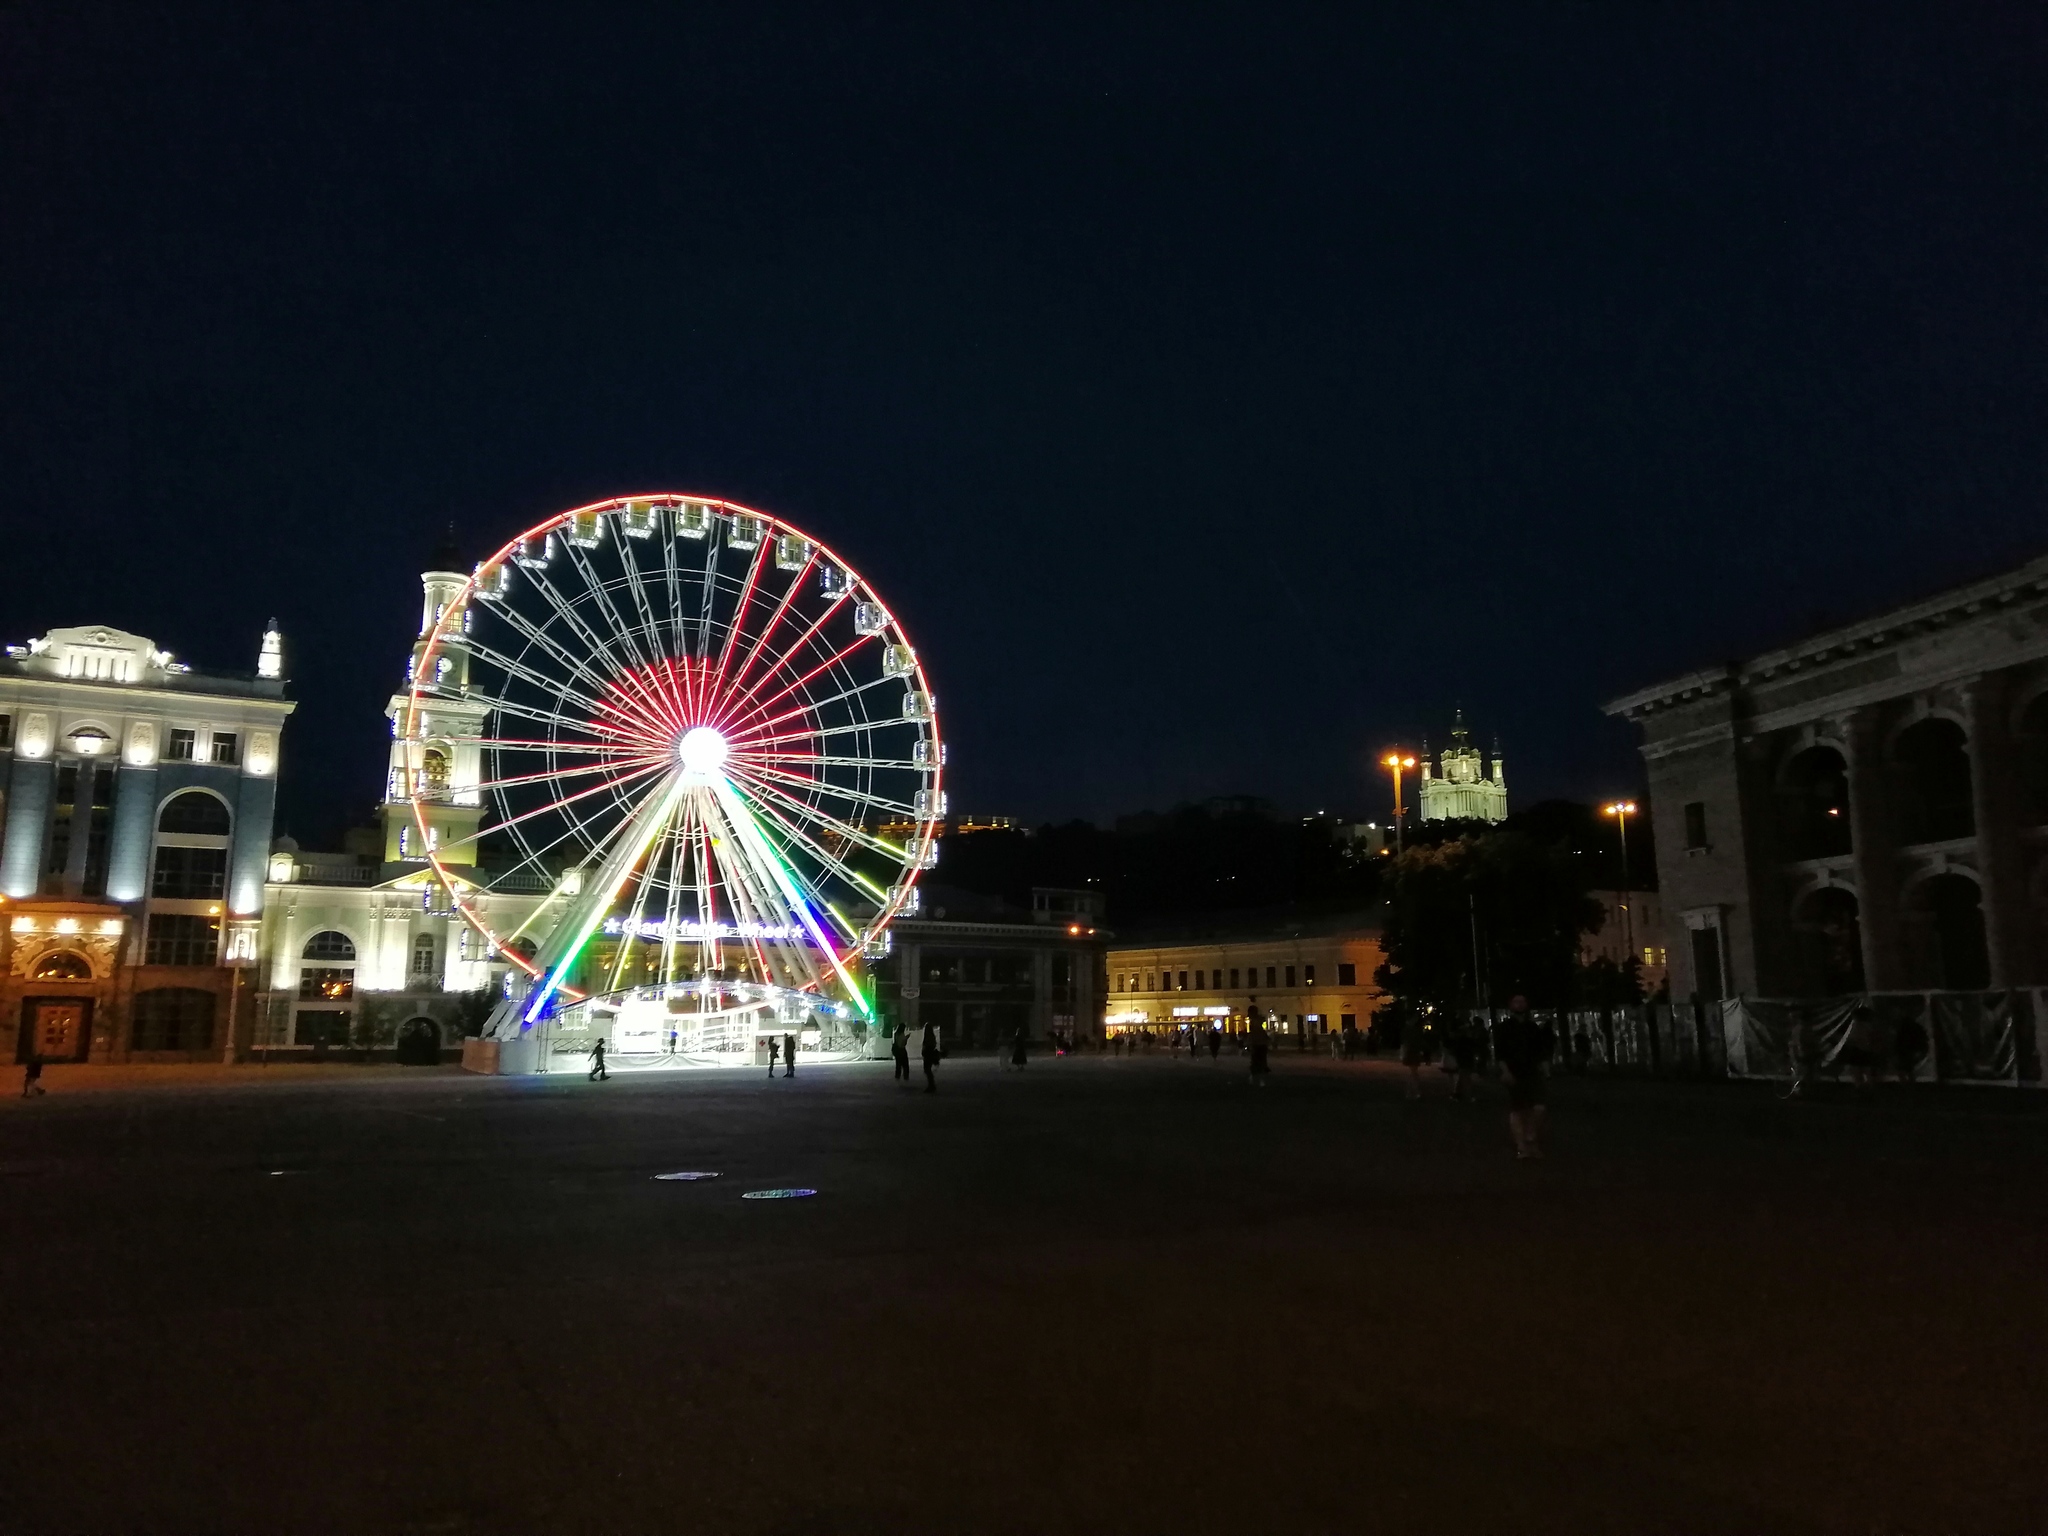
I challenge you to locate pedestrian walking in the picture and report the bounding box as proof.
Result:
[1494,995,1554,1159]
[921,1021,942,1093]
[21,1053,45,1098]
[1247,1010,1270,1086]
[1447,1018,1478,1101]
[1891,1010,1929,1084]
[1841,1005,1881,1093]
[1010,1024,1029,1071]
[1783,1008,1816,1099]
[891,1021,911,1082]
[1399,1008,1428,1100]
[588,1038,609,1081]
[1206,1026,1221,1061]
[766,1035,780,1077]
[784,1031,796,1078]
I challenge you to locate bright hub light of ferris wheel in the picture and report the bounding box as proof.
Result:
[676,725,728,778]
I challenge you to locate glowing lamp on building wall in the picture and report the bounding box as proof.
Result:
[245,731,278,777]
[67,726,111,755]
[232,884,260,916]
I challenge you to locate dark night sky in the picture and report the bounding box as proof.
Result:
[5,4,2046,844]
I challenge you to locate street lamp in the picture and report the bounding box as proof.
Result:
[1383,752,1417,854]
[1601,801,1637,959]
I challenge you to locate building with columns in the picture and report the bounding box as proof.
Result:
[1606,551,2048,1002]
[1418,712,1507,824]
[2,623,293,1063]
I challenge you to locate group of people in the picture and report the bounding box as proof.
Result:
[888,1020,946,1092]
[1396,997,1556,1158]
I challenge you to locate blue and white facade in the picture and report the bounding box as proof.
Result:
[1,624,293,1062]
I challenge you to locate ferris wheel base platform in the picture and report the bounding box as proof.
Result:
[461,1035,868,1076]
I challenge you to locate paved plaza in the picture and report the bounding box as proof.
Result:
[2,1053,2044,1534]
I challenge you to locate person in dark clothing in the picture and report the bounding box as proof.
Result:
[920,1021,942,1093]
[1247,1010,1271,1086]
[588,1038,609,1081]
[784,1031,796,1078]
[1207,1026,1221,1061]
[1493,995,1554,1158]
[766,1036,780,1077]
[891,1022,911,1081]
[21,1054,45,1098]
[1399,1008,1429,1100]
[1447,1019,1478,1100]
[1892,1012,1929,1083]
[1010,1025,1029,1070]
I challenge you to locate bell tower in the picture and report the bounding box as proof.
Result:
[382,530,487,866]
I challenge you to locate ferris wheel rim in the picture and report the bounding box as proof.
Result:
[400,492,945,990]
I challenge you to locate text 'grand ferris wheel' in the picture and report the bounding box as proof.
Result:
[401,496,945,1045]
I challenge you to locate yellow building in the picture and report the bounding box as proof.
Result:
[1105,924,1385,1038]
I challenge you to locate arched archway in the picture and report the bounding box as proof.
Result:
[157,790,232,836]
[1777,745,1852,859]
[1791,886,1864,996]
[395,1016,443,1065]
[1893,718,1974,843]
[1905,872,1989,990]
[30,949,92,981]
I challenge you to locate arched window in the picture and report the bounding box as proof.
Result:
[131,987,216,1051]
[299,929,357,1002]
[302,930,357,962]
[2017,692,2048,826]
[1790,887,1863,997]
[1893,719,1974,843]
[410,931,438,980]
[419,748,451,796]
[31,950,92,981]
[1908,874,1989,990]
[1777,746,1852,860]
[158,791,232,836]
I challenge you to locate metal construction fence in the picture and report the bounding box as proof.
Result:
[1458,991,2048,1087]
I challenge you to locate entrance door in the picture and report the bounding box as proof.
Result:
[19,998,92,1063]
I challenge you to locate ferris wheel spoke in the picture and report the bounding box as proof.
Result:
[721,780,891,917]
[723,548,817,700]
[519,558,654,703]
[438,756,672,857]
[722,764,913,863]
[712,778,868,1006]
[708,536,772,704]
[610,520,670,666]
[729,759,922,820]
[461,688,619,740]
[736,752,925,771]
[712,600,859,729]
[466,753,669,797]
[562,541,660,678]
[468,605,628,720]
[725,671,904,743]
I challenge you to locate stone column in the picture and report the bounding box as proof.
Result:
[0,754,53,898]
[1962,673,2031,987]
[1843,707,1906,990]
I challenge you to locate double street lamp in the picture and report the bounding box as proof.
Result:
[1601,800,1637,959]
[1382,752,1417,855]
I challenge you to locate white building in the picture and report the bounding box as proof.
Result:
[1,623,293,1062]
[1419,711,1507,824]
[252,557,554,1058]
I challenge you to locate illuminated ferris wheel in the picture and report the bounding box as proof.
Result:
[400,495,944,1055]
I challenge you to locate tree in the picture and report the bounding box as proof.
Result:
[1378,830,1603,1010]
